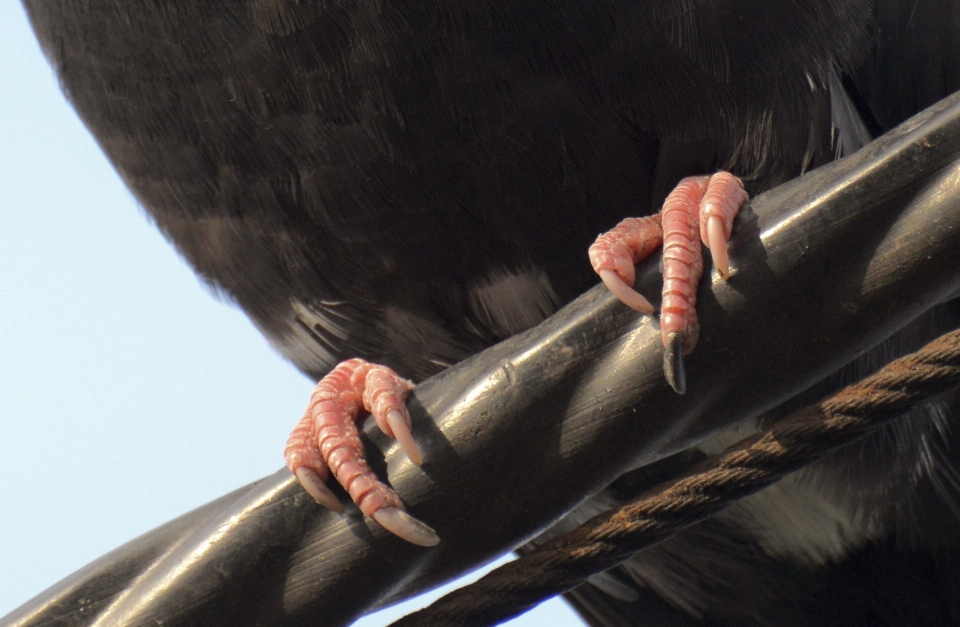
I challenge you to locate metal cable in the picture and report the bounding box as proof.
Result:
[389,327,960,627]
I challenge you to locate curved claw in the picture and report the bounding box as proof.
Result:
[373,506,441,546]
[598,269,655,314]
[295,467,345,512]
[663,332,687,395]
[706,215,729,279]
[387,408,423,466]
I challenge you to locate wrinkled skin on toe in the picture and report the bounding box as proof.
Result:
[589,172,748,394]
[284,359,439,546]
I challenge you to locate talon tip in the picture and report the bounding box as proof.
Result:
[373,507,440,546]
[387,409,423,466]
[663,333,687,395]
[706,216,730,280]
[599,269,654,314]
[294,467,345,512]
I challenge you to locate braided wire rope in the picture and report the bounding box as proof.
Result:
[390,327,960,627]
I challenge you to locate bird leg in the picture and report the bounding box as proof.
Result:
[589,172,747,394]
[284,358,440,546]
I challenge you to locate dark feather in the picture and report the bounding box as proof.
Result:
[24,0,871,386]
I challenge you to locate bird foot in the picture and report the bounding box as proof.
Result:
[589,172,747,393]
[284,358,439,546]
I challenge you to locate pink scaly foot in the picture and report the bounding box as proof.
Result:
[284,358,440,546]
[589,171,748,394]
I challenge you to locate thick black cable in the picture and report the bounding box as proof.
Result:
[389,328,960,627]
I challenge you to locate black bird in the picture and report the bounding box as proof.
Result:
[20,0,960,624]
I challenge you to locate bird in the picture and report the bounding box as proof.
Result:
[19,0,960,624]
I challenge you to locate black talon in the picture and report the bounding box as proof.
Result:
[663,332,687,395]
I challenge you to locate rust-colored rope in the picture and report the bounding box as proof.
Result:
[388,328,960,627]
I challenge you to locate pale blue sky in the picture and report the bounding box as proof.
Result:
[0,4,581,625]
